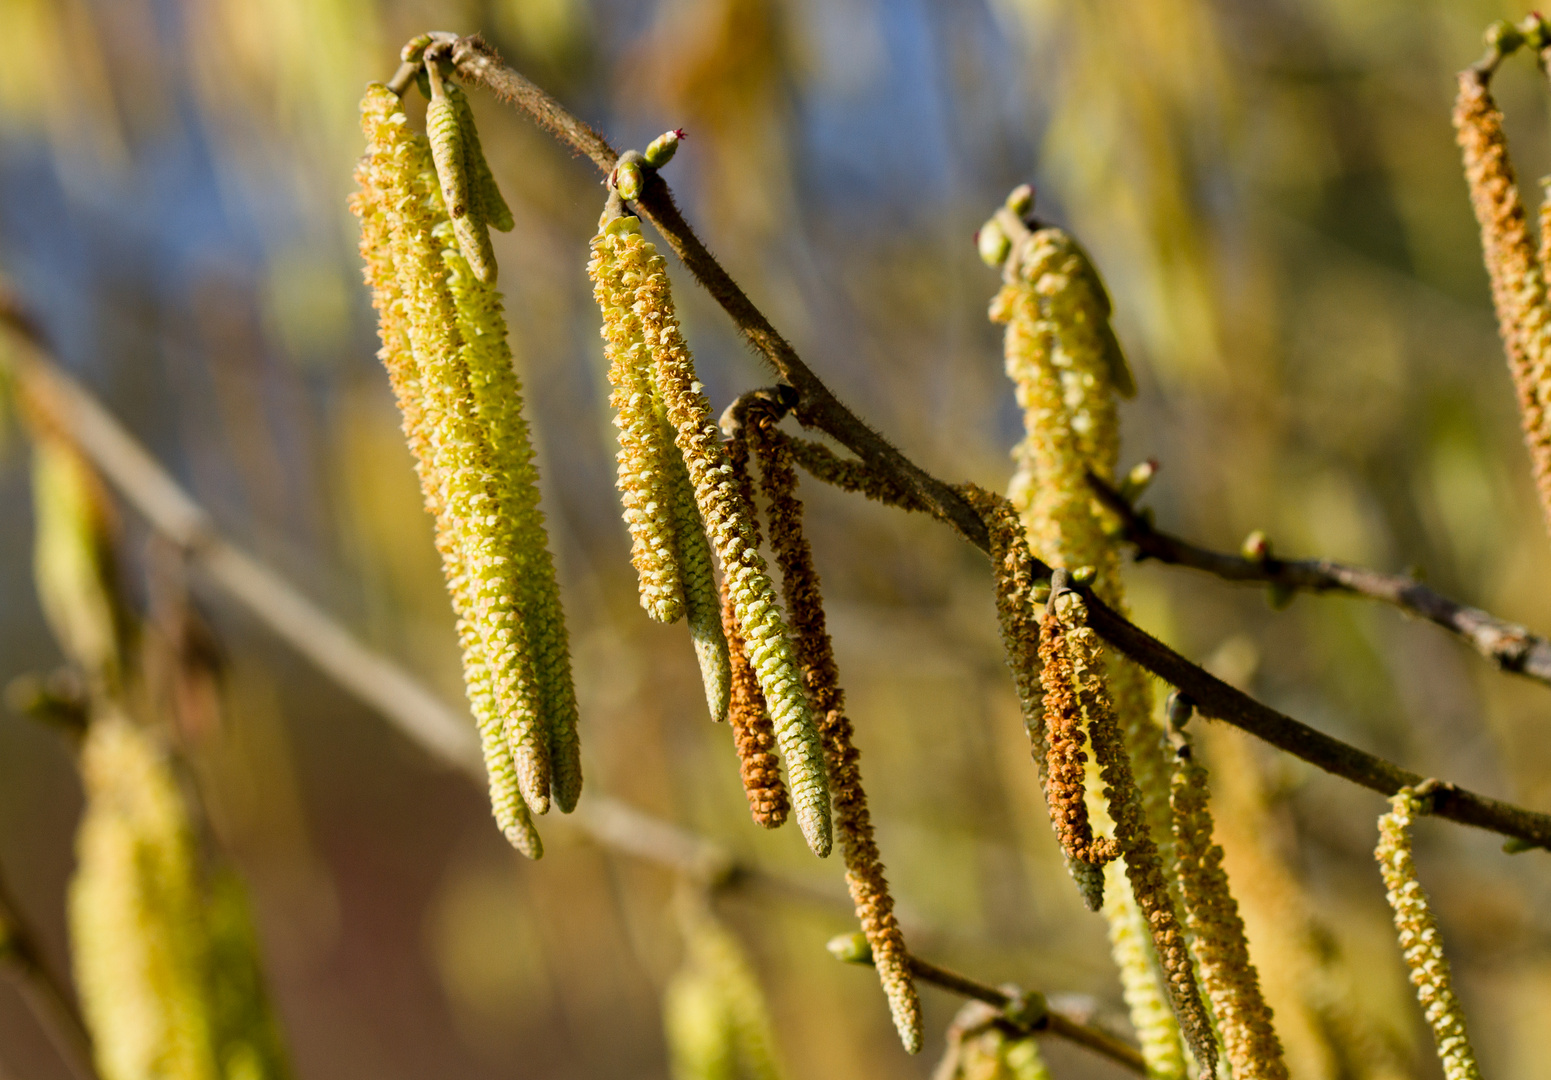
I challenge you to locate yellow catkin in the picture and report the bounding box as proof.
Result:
[1060,598,1216,1077]
[1170,739,1288,1080]
[447,84,513,233]
[1454,71,1551,537]
[590,215,688,624]
[354,84,555,827]
[70,714,219,1080]
[1375,788,1482,1080]
[990,223,1186,1074]
[665,904,784,1080]
[662,403,733,721]
[749,410,921,1053]
[599,224,831,857]
[426,71,496,284]
[441,223,582,814]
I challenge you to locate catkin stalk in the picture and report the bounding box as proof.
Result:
[1375,787,1482,1080]
[1454,70,1551,538]
[594,221,831,856]
[1170,739,1288,1080]
[749,409,922,1053]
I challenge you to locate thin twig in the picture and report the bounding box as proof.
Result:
[1090,472,1551,687]
[442,44,1551,850]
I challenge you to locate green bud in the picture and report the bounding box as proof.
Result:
[615,158,644,201]
[1518,13,1548,51]
[644,128,685,168]
[978,219,1011,267]
[1005,183,1035,216]
[825,932,873,965]
[1118,458,1158,502]
[1000,987,1048,1030]
[1031,581,1052,605]
[401,33,434,63]
[1502,837,1536,854]
[1266,580,1295,611]
[1070,565,1096,586]
[1241,529,1271,563]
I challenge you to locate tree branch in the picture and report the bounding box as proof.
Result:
[1090,472,1551,687]
[441,41,1551,851]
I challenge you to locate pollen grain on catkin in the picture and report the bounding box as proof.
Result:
[592,219,831,857]
[1375,788,1482,1080]
[748,407,922,1054]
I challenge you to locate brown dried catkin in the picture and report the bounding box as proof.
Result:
[1056,596,1218,1076]
[749,409,923,1055]
[720,434,789,828]
[1037,610,1117,871]
[1171,740,1288,1080]
[1455,69,1551,536]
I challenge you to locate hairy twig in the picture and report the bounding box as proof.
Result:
[439,43,1551,850]
[1091,472,1551,687]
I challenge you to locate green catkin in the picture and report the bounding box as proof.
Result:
[355,84,554,825]
[662,402,733,720]
[934,1002,1052,1080]
[1170,737,1288,1080]
[590,215,687,624]
[426,68,497,284]
[71,714,219,1080]
[204,870,294,1080]
[447,84,513,232]
[593,219,832,857]
[989,217,1186,1075]
[441,226,581,814]
[665,904,784,1080]
[1375,788,1482,1080]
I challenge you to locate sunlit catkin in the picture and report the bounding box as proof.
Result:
[720,438,790,827]
[590,214,687,623]
[665,903,784,1080]
[601,222,831,857]
[1057,595,1217,1077]
[354,83,555,828]
[1037,608,1118,875]
[664,415,733,721]
[426,65,496,284]
[447,84,513,233]
[749,408,922,1054]
[1454,69,1551,537]
[71,714,219,1080]
[1375,787,1482,1080]
[1170,738,1287,1080]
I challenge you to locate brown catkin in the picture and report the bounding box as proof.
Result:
[1058,596,1217,1076]
[351,86,542,854]
[720,436,790,827]
[1376,787,1482,1080]
[1037,610,1118,871]
[1455,70,1551,536]
[779,432,929,512]
[749,409,922,1054]
[1171,739,1288,1080]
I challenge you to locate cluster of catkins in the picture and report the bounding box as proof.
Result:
[588,151,923,1051]
[351,57,577,859]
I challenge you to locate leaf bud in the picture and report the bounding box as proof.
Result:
[614,158,644,201]
[1069,564,1097,586]
[999,987,1048,1031]
[644,128,686,168]
[977,219,1011,267]
[825,932,873,965]
[1118,458,1158,502]
[401,33,434,63]
[1004,183,1035,216]
[1240,529,1271,563]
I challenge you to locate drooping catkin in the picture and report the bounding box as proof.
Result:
[719,437,790,827]
[354,83,556,828]
[779,432,929,512]
[204,869,295,1080]
[598,222,831,857]
[1170,736,1288,1080]
[71,713,220,1080]
[963,485,1107,910]
[663,408,733,721]
[441,224,582,814]
[1037,608,1118,872]
[1454,70,1551,536]
[590,214,687,624]
[447,84,513,233]
[1056,595,1217,1077]
[748,408,922,1054]
[426,65,497,284]
[665,901,784,1080]
[1375,787,1482,1080]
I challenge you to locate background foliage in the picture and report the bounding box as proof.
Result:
[0,0,1548,1076]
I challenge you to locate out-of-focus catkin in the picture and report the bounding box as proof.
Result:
[1170,736,1287,1080]
[71,714,219,1080]
[665,902,784,1080]
[1057,595,1217,1077]
[353,83,567,841]
[719,438,789,827]
[1375,787,1482,1080]
[749,407,921,1054]
[1454,69,1551,537]
[596,221,831,857]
